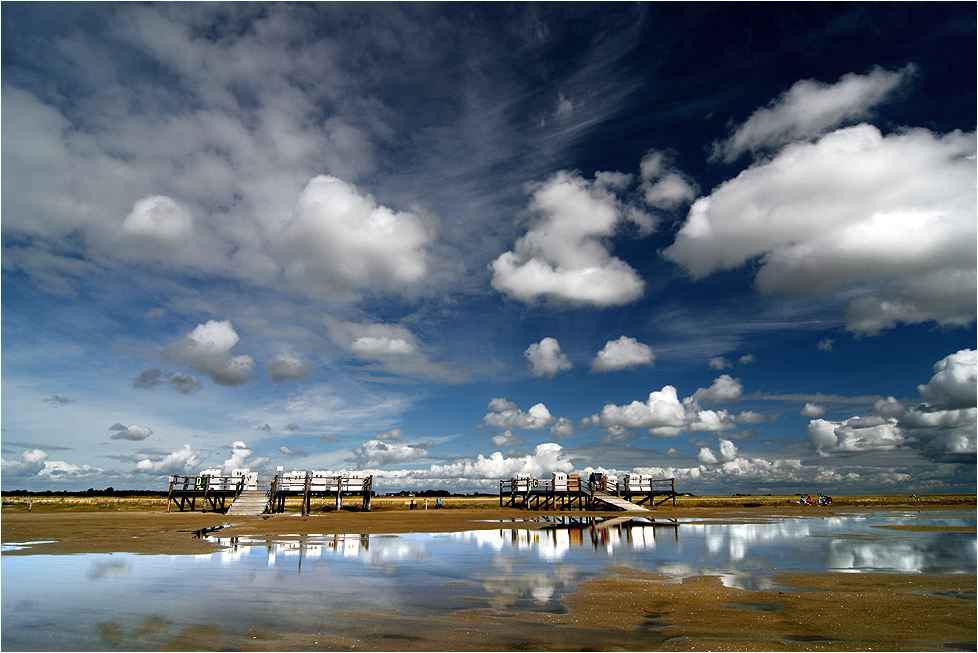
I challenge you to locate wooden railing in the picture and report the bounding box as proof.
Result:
[500,478,554,494]
[276,473,372,493]
[273,473,373,515]
[168,474,244,492]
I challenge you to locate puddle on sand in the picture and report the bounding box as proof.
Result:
[1,511,974,651]
[0,540,56,552]
[193,523,230,538]
[913,589,977,601]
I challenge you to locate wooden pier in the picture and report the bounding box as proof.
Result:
[167,471,373,515]
[499,474,677,511]
[167,474,243,513]
[270,472,373,516]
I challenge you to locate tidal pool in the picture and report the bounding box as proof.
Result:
[2,511,974,651]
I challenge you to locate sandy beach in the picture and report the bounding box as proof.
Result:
[2,501,975,651]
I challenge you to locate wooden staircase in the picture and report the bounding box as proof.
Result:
[592,491,650,512]
[226,489,270,516]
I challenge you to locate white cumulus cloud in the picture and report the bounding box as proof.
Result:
[601,425,637,444]
[491,430,526,447]
[807,416,906,456]
[903,349,977,462]
[686,410,737,433]
[586,385,688,437]
[709,357,732,370]
[490,170,645,306]
[267,352,311,382]
[324,318,465,383]
[808,349,976,462]
[697,439,738,465]
[353,439,430,469]
[279,175,434,296]
[423,442,573,480]
[550,417,576,439]
[587,380,742,438]
[900,407,976,463]
[734,410,769,425]
[2,449,51,478]
[133,444,201,475]
[639,149,698,210]
[109,423,153,441]
[376,428,406,442]
[165,319,255,386]
[121,195,195,246]
[223,441,258,471]
[666,124,976,335]
[690,375,743,404]
[917,348,976,410]
[590,336,655,373]
[484,398,556,430]
[328,320,420,358]
[801,403,827,418]
[525,337,573,377]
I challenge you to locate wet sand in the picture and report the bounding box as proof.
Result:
[2,505,975,651]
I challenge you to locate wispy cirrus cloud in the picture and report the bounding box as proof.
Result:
[713,66,914,161]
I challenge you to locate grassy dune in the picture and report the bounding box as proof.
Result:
[1,495,171,511]
[2,493,973,512]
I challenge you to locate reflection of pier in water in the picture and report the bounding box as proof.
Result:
[511,516,679,551]
[193,513,974,581]
[204,533,373,572]
[198,517,681,570]
[4,512,973,653]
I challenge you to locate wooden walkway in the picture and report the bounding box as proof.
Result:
[592,491,651,512]
[226,489,272,516]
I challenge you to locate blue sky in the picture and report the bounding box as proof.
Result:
[2,3,975,495]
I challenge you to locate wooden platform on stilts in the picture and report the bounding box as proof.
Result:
[166,472,372,514]
[499,475,677,511]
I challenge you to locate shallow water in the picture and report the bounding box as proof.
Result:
[2,511,974,651]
